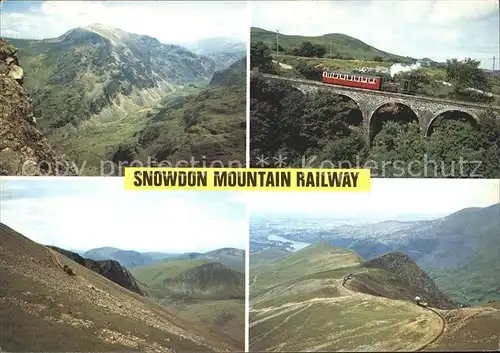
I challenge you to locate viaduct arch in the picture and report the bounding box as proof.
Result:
[260,74,499,142]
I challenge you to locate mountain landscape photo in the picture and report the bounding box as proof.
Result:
[0,1,247,175]
[249,1,500,178]
[249,179,500,351]
[0,178,247,351]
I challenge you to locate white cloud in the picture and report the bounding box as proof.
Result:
[0,179,247,253]
[251,0,499,69]
[242,179,500,219]
[429,0,499,23]
[1,1,248,44]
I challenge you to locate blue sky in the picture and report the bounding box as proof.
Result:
[0,178,247,253]
[251,0,500,69]
[240,179,500,221]
[0,1,248,44]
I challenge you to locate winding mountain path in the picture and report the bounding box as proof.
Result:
[46,247,65,270]
[342,274,447,352]
[413,306,446,351]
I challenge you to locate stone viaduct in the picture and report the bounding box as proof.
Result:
[261,74,500,140]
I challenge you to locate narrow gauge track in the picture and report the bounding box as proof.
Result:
[342,275,446,352]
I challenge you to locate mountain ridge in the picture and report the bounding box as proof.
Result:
[251,26,414,62]
[83,246,245,272]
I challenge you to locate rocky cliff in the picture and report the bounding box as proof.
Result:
[48,246,143,295]
[0,38,76,175]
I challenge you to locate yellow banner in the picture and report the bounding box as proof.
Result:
[124,168,370,191]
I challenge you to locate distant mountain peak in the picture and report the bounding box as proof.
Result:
[85,23,113,30]
[57,26,111,45]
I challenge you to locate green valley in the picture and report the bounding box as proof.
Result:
[3,24,246,175]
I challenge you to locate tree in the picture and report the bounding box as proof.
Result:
[313,44,327,58]
[296,62,323,81]
[250,76,307,162]
[446,58,491,95]
[395,69,430,93]
[475,110,500,178]
[298,42,313,56]
[426,119,481,177]
[250,41,273,72]
[301,91,357,148]
[293,41,325,58]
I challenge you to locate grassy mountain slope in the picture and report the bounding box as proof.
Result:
[250,247,291,266]
[0,222,240,351]
[251,27,412,62]
[250,241,362,294]
[131,259,245,348]
[131,259,212,296]
[7,26,246,174]
[132,57,247,167]
[419,203,500,305]
[249,242,500,351]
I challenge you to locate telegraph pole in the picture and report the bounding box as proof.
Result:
[493,56,496,75]
[276,29,279,58]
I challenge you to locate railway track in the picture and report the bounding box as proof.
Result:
[261,73,500,111]
[46,246,65,270]
[414,305,446,351]
[342,276,447,352]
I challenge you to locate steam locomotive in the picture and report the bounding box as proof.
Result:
[322,70,416,94]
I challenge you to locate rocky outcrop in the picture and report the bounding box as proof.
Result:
[48,246,143,295]
[359,251,457,309]
[0,38,77,176]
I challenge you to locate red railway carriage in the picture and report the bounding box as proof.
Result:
[322,71,381,90]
